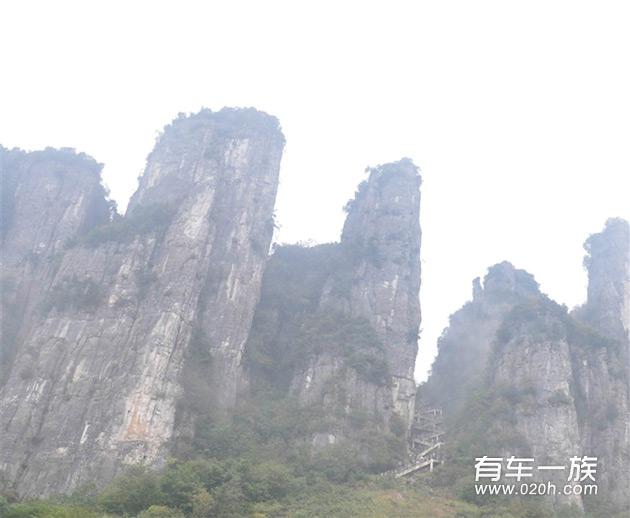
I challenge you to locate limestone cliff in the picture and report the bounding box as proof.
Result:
[0,108,284,497]
[571,218,629,512]
[245,159,422,448]
[422,261,540,419]
[487,292,629,511]
[0,146,112,385]
[489,297,591,510]
[426,219,629,513]
[580,218,630,344]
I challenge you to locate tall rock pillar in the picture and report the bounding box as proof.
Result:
[0,108,284,496]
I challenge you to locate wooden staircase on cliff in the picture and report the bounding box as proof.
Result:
[381,405,445,478]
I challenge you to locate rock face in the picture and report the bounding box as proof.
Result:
[245,159,422,441]
[425,219,629,513]
[0,108,284,497]
[572,218,629,512]
[0,147,112,384]
[490,298,588,510]
[336,160,422,383]
[581,218,630,344]
[4,105,623,512]
[422,261,540,419]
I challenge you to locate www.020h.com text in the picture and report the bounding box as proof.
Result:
[475,482,597,496]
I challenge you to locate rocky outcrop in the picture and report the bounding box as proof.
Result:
[335,159,422,382]
[488,291,629,511]
[580,218,629,344]
[0,108,284,497]
[572,218,629,512]
[245,159,422,443]
[490,298,586,510]
[0,147,112,384]
[422,261,540,419]
[429,220,629,513]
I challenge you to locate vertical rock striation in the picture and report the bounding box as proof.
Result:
[489,298,586,510]
[572,218,629,512]
[336,159,422,382]
[427,219,629,513]
[334,160,421,423]
[1,146,111,384]
[0,108,284,497]
[581,218,630,344]
[245,159,422,445]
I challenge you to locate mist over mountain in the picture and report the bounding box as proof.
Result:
[0,109,628,517]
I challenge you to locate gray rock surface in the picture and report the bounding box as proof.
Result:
[580,217,629,344]
[422,261,540,418]
[491,300,585,510]
[245,159,422,438]
[424,219,629,512]
[572,218,629,511]
[0,108,284,497]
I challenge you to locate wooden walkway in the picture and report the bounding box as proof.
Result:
[381,405,445,478]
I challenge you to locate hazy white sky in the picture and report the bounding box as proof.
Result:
[1,1,629,381]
